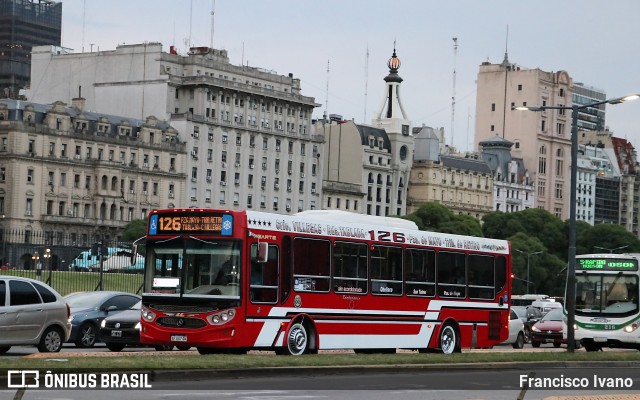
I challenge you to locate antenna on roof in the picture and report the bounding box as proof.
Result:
[324,60,330,120]
[210,0,215,48]
[188,0,193,49]
[450,37,458,148]
[364,44,369,124]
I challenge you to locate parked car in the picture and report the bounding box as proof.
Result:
[530,308,568,348]
[64,291,140,348]
[511,305,543,343]
[99,300,190,352]
[503,308,525,349]
[0,276,71,353]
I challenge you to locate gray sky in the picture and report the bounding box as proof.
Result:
[59,0,640,152]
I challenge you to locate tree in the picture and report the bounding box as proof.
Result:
[482,211,524,239]
[439,214,483,237]
[412,202,453,231]
[122,219,147,242]
[579,223,640,254]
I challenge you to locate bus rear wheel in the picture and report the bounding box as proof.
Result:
[439,324,459,354]
[285,322,309,356]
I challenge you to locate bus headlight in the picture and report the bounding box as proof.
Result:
[208,309,236,325]
[141,306,156,322]
[623,323,639,333]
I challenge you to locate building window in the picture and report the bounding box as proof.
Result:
[518,84,522,91]
[556,159,563,177]
[491,103,495,111]
[555,183,563,199]
[538,157,546,175]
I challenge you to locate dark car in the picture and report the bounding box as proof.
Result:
[511,305,542,343]
[64,291,140,348]
[99,300,190,352]
[530,308,565,348]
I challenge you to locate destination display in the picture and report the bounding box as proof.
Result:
[148,211,233,236]
[576,258,638,271]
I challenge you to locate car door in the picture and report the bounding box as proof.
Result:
[6,280,47,342]
[0,280,12,344]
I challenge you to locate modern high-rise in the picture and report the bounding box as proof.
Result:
[573,83,607,132]
[0,0,62,98]
[475,56,573,219]
[27,43,322,214]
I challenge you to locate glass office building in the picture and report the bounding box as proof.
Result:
[0,0,62,98]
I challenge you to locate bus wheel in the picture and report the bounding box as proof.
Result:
[439,324,458,354]
[285,322,308,356]
[197,347,216,355]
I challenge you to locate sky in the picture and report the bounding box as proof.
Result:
[58,0,640,152]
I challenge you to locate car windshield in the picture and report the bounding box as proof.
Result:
[512,306,527,318]
[540,308,562,322]
[64,292,112,308]
[131,301,142,310]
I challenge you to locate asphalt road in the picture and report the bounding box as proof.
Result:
[2,367,640,400]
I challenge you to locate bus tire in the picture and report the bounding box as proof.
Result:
[439,323,459,354]
[285,322,309,356]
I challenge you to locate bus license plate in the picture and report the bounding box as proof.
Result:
[594,337,607,342]
[171,335,187,342]
[111,330,122,337]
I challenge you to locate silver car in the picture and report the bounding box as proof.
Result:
[0,276,72,353]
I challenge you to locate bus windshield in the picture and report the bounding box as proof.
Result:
[575,273,638,316]
[144,238,242,298]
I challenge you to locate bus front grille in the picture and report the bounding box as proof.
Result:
[156,317,207,329]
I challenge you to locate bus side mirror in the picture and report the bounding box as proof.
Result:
[257,242,268,263]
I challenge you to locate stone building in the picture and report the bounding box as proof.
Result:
[0,98,186,245]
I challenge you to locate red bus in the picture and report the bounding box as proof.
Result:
[140,208,511,355]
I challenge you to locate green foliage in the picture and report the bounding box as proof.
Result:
[122,219,147,242]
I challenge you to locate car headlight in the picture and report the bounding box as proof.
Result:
[531,325,539,332]
[100,319,106,328]
[69,315,75,323]
[135,322,141,330]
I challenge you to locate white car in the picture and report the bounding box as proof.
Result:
[0,276,72,353]
[504,308,525,349]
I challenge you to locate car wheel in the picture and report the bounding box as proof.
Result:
[176,346,191,351]
[38,326,63,353]
[154,345,173,351]
[0,346,11,354]
[524,327,532,343]
[75,322,97,348]
[106,343,126,352]
[531,341,541,348]
[553,342,562,348]
[512,332,525,349]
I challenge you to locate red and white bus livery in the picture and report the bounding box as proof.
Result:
[140,208,512,355]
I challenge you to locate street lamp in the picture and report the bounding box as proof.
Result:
[44,248,51,284]
[594,245,628,254]
[515,92,640,353]
[32,251,40,279]
[514,249,543,294]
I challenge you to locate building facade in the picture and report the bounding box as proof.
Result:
[0,98,186,245]
[0,0,62,98]
[573,83,607,132]
[475,57,573,219]
[478,135,534,213]
[27,43,322,214]
[319,48,413,217]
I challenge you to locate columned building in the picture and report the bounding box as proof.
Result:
[27,43,322,214]
[0,98,186,244]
